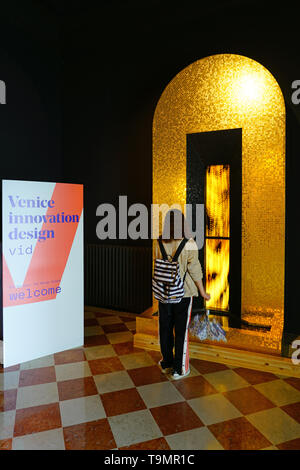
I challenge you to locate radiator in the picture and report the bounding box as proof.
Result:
[85,244,152,314]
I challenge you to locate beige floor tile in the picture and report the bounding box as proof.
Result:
[166,427,224,450]
[20,355,54,370]
[204,369,249,392]
[84,344,116,361]
[106,331,133,344]
[119,352,155,370]
[12,428,65,450]
[84,325,104,336]
[59,395,106,427]
[94,370,135,394]
[124,321,136,330]
[188,394,242,425]
[247,407,300,445]
[185,364,201,378]
[0,371,20,391]
[55,361,91,382]
[0,410,16,440]
[16,382,59,409]
[254,379,300,406]
[108,409,162,448]
[137,381,184,408]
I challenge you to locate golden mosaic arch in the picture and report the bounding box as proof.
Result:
[153,54,285,353]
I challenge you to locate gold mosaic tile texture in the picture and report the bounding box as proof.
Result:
[153,54,285,353]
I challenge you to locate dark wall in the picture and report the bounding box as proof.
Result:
[62,1,300,246]
[0,2,63,183]
[0,1,63,339]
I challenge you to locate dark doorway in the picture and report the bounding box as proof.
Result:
[187,128,242,328]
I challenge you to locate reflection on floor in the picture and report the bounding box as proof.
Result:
[1,308,300,450]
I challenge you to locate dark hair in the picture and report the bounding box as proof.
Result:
[161,209,191,241]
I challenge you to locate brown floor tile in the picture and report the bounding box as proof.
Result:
[63,418,116,450]
[100,388,147,417]
[0,389,18,412]
[84,335,110,347]
[0,439,12,450]
[57,376,98,401]
[190,359,229,374]
[84,318,99,326]
[281,402,300,423]
[112,341,144,356]
[150,401,204,436]
[223,386,275,415]
[208,417,272,450]
[233,367,277,385]
[14,403,61,437]
[102,323,129,334]
[277,438,300,450]
[54,348,86,365]
[88,357,125,375]
[0,364,20,373]
[119,437,171,450]
[19,366,56,387]
[283,377,300,392]
[127,365,168,387]
[172,375,218,400]
[94,312,114,318]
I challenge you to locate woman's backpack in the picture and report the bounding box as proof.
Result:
[152,238,188,303]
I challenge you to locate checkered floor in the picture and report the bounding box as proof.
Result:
[1,308,300,450]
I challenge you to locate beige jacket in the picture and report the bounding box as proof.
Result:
[153,238,203,298]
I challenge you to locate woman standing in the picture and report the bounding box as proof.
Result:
[154,210,210,379]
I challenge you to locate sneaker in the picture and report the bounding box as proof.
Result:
[171,368,190,380]
[158,361,173,374]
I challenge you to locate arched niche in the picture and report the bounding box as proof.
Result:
[153,54,285,353]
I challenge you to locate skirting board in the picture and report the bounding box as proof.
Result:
[134,333,300,378]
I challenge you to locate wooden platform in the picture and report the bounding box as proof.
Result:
[134,307,300,378]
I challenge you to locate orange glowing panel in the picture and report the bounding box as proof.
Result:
[205,164,230,311]
[206,165,230,238]
[205,238,230,310]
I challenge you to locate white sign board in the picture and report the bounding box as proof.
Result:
[2,180,84,367]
